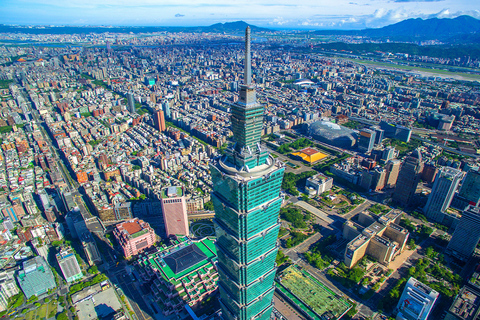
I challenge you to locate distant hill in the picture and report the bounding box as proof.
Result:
[315,15,480,43]
[205,21,270,33]
[0,21,270,35]
[362,15,480,41]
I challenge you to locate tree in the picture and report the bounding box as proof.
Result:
[57,311,69,320]
[204,200,214,211]
[87,266,98,274]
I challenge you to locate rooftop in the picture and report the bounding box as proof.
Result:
[122,221,143,235]
[448,286,480,320]
[161,186,184,198]
[163,243,208,274]
[143,237,216,281]
[276,266,351,320]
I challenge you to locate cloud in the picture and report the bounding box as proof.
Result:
[175,13,185,17]
[394,0,443,2]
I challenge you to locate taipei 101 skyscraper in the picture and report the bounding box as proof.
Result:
[210,27,285,320]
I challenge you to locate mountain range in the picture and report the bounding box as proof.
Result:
[315,15,480,43]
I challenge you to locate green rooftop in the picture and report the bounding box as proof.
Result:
[131,229,149,238]
[276,265,352,320]
[161,186,184,198]
[147,237,217,281]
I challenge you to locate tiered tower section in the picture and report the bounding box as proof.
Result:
[210,27,285,320]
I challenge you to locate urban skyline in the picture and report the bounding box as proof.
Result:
[1,5,480,320]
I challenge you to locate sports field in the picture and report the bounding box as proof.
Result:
[277,266,351,320]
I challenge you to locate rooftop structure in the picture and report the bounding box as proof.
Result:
[137,237,218,318]
[113,218,156,258]
[16,256,56,298]
[56,246,83,283]
[275,266,352,320]
[446,286,480,320]
[290,147,328,164]
[396,277,439,320]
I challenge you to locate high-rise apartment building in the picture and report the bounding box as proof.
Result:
[392,149,423,206]
[154,109,166,132]
[127,92,135,113]
[160,186,189,237]
[447,207,480,261]
[210,27,285,320]
[56,246,83,283]
[357,129,376,153]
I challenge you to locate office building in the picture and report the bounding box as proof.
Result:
[424,167,463,223]
[447,207,480,261]
[305,173,333,196]
[458,169,480,207]
[358,129,376,153]
[393,149,423,206]
[421,163,438,184]
[210,27,285,320]
[385,159,401,188]
[127,92,135,113]
[160,186,189,237]
[56,246,83,283]
[154,109,166,132]
[82,233,102,266]
[17,256,57,298]
[382,146,396,161]
[114,218,156,258]
[379,121,412,143]
[344,210,409,268]
[396,277,439,320]
[372,126,384,145]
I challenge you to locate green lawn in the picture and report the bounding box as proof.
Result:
[25,309,35,320]
[47,300,58,318]
[37,303,47,318]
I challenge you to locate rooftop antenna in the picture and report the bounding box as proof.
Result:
[245,26,252,86]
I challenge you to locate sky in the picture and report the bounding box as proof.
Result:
[1,0,479,29]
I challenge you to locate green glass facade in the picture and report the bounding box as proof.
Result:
[211,26,285,320]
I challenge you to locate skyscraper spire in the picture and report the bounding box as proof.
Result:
[210,26,286,320]
[244,26,252,86]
